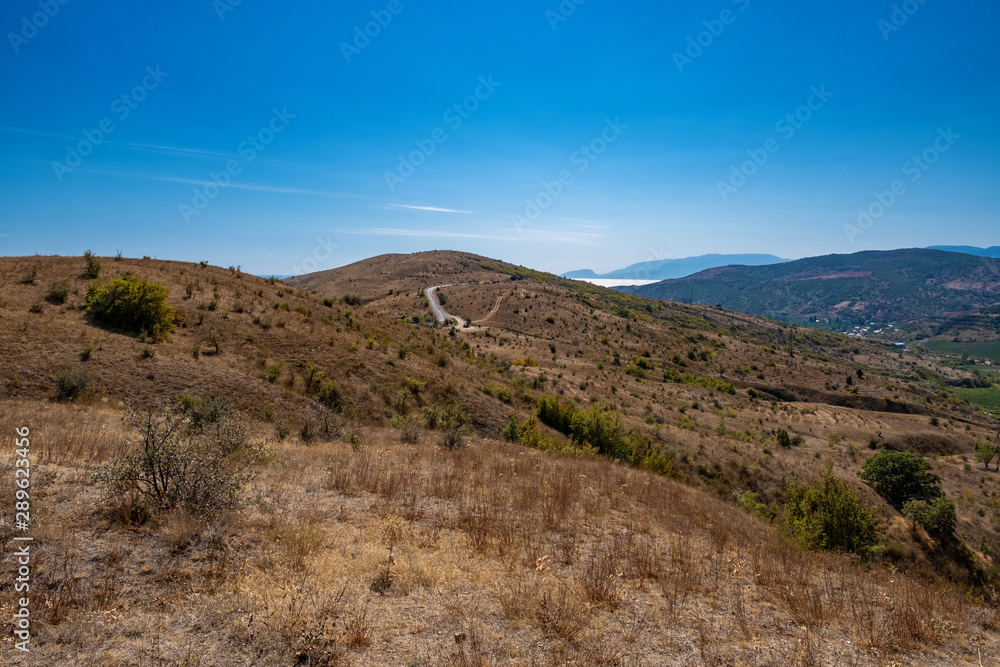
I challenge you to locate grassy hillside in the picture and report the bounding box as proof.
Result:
[623,249,1000,325]
[1,251,999,665]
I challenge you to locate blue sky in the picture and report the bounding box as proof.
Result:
[1,0,998,275]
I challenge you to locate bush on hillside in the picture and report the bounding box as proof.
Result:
[858,449,941,508]
[82,250,102,279]
[783,466,880,555]
[46,280,72,304]
[903,496,958,542]
[94,406,265,518]
[85,272,176,341]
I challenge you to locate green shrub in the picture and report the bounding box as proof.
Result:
[783,466,880,555]
[316,380,342,410]
[176,394,224,431]
[54,368,92,402]
[47,280,72,304]
[482,382,512,404]
[85,273,176,341]
[736,491,778,522]
[82,250,102,279]
[21,264,39,285]
[343,295,363,306]
[264,362,284,384]
[903,496,957,542]
[858,449,941,508]
[439,429,464,451]
[422,403,468,431]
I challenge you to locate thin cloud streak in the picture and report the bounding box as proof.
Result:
[84,168,371,199]
[0,125,295,166]
[382,204,475,214]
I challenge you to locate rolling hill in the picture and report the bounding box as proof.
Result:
[1,251,998,665]
[622,248,1000,325]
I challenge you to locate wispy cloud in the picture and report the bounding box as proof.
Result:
[382,204,475,214]
[558,217,606,228]
[0,125,294,166]
[84,168,370,199]
[348,227,601,245]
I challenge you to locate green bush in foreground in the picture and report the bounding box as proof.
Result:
[783,466,880,555]
[85,272,176,340]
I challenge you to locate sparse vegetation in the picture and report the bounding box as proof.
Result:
[47,280,71,304]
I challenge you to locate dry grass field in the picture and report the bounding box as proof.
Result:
[1,251,998,665]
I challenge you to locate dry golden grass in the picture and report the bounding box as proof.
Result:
[0,401,997,665]
[2,253,999,664]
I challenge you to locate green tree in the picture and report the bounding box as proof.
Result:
[902,496,958,542]
[85,273,176,341]
[974,441,999,471]
[783,466,880,555]
[858,449,941,508]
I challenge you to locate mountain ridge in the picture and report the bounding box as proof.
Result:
[620,248,1000,326]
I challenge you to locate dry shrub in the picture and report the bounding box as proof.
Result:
[497,574,540,620]
[343,602,375,648]
[534,583,590,641]
[580,548,623,608]
[277,519,327,574]
[160,509,204,553]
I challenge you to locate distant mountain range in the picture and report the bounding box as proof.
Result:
[926,246,1000,258]
[618,248,1000,325]
[566,247,998,283]
[562,254,788,282]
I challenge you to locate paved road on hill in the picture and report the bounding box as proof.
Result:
[424,285,471,329]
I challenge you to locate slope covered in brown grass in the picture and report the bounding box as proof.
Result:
[0,251,998,665]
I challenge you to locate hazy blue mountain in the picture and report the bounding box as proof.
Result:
[563,254,789,282]
[925,246,1000,258]
[621,249,1000,325]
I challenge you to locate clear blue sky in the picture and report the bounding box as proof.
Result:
[1,0,998,275]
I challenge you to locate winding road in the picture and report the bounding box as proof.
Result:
[424,285,472,329]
